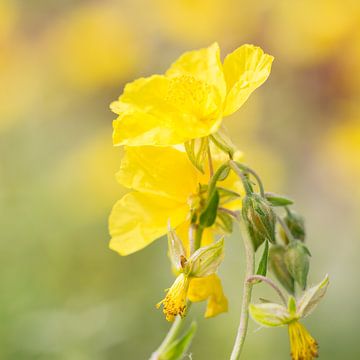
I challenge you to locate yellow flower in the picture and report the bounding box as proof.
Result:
[157,273,191,322]
[111,43,273,146]
[188,274,228,318]
[249,275,329,360]
[109,145,241,255]
[288,321,318,360]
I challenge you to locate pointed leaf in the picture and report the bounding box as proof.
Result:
[161,322,197,360]
[265,192,294,206]
[256,240,269,277]
[199,189,219,227]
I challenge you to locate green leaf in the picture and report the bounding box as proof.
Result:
[184,138,208,174]
[199,189,219,227]
[265,192,294,206]
[256,240,269,277]
[161,322,197,360]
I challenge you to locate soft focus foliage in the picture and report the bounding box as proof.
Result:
[1,0,359,359]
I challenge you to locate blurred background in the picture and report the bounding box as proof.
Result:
[1,0,360,359]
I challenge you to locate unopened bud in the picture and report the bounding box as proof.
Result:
[242,194,276,251]
[285,240,310,290]
[187,238,224,277]
[281,210,305,244]
[269,245,295,294]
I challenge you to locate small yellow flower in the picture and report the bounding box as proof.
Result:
[111,43,273,146]
[288,321,318,360]
[249,275,329,360]
[157,273,191,322]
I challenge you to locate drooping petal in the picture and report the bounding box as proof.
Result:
[249,302,292,327]
[187,274,228,318]
[111,73,223,146]
[109,192,188,255]
[117,146,198,202]
[166,42,226,100]
[223,44,274,116]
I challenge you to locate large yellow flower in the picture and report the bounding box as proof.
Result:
[109,145,239,318]
[111,43,273,146]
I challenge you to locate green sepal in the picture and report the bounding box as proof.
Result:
[216,211,234,233]
[209,132,235,158]
[199,189,219,228]
[285,240,310,290]
[265,192,294,207]
[217,187,241,205]
[269,245,295,294]
[161,322,197,360]
[256,240,269,277]
[281,210,306,244]
[287,296,297,315]
[184,137,209,174]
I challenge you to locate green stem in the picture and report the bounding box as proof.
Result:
[229,160,252,196]
[150,316,183,360]
[233,162,265,197]
[277,214,296,243]
[194,225,204,252]
[230,219,255,360]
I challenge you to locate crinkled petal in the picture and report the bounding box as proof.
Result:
[166,42,226,100]
[109,192,188,255]
[188,274,228,318]
[111,74,222,146]
[223,44,274,116]
[116,146,198,202]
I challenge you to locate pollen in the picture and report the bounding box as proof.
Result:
[288,321,319,360]
[166,75,215,117]
[157,273,191,322]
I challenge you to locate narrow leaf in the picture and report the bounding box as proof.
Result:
[161,322,197,360]
[256,240,269,277]
[199,189,220,227]
[265,192,294,206]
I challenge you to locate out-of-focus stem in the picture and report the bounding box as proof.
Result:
[230,220,255,360]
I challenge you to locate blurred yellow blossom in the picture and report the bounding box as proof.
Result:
[111,43,273,146]
[47,3,140,91]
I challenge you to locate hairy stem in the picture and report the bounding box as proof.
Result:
[247,275,287,305]
[230,219,255,360]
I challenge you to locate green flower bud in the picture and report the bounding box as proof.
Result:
[281,210,305,244]
[242,194,276,251]
[269,245,295,294]
[285,240,310,290]
[187,238,224,277]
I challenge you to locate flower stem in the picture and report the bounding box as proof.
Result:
[230,219,255,360]
[246,275,287,305]
[149,316,183,360]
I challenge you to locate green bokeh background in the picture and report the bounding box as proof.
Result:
[1,0,360,359]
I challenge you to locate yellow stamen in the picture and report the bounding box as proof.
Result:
[288,321,319,360]
[157,273,191,322]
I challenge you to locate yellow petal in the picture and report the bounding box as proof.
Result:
[109,192,188,255]
[117,146,198,202]
[166,42,226,99]
[188,274,228,318]
[112,73,222,146]
[223,44,274,116]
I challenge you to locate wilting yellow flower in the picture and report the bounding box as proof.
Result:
[250,275,328,360]
[157,273,191,322]
[111,43,273,146]
[109,145,241,255]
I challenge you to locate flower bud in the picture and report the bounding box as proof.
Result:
[281,210,305,244]
[187,238,224,277]
[269,245,295,294]
[242,194,276,251]
[285,240,310,290]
